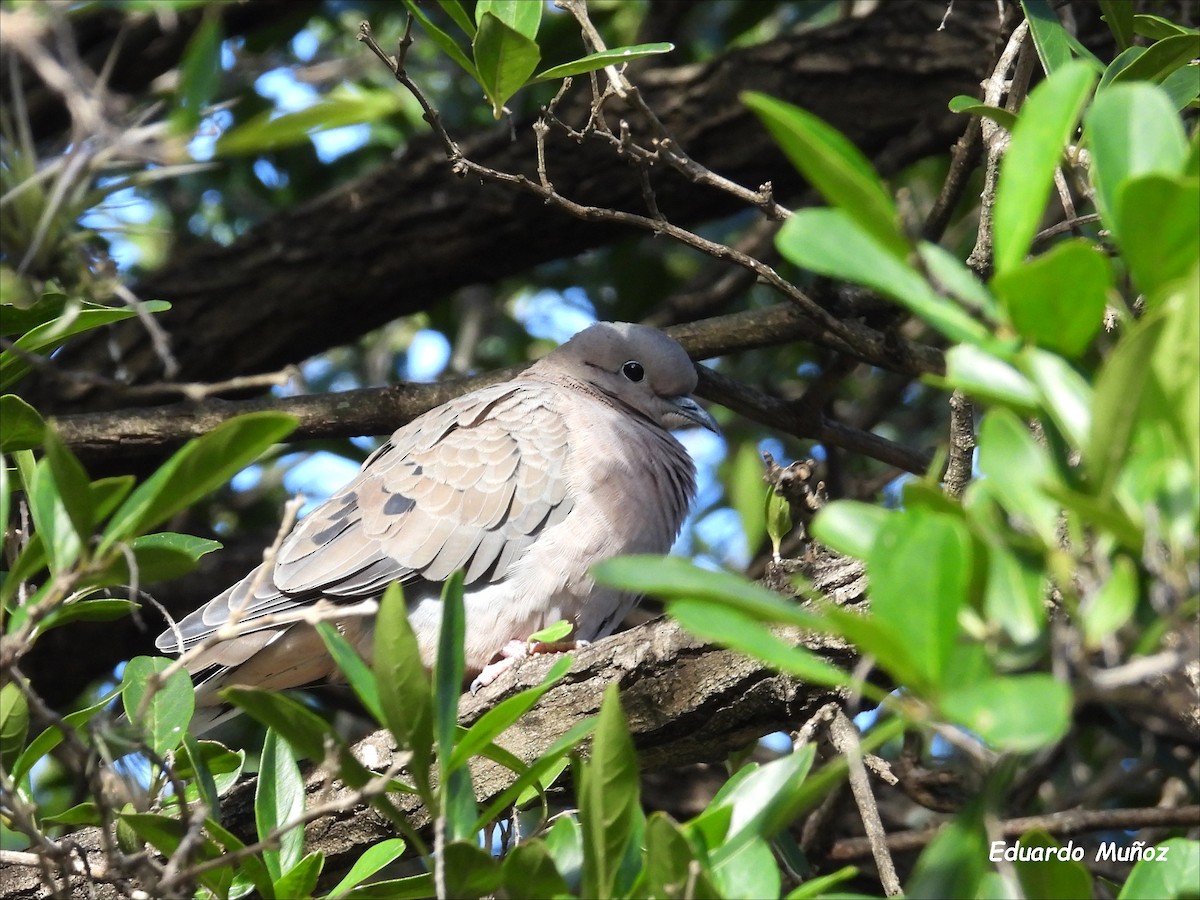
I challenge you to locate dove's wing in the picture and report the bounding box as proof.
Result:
[157,382,574,655]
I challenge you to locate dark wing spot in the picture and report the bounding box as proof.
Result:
[384,494,416,515]
[311,518,354,546]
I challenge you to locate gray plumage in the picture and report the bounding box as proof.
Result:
[156,322,717,720]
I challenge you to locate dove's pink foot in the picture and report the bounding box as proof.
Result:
[470,638,590,693]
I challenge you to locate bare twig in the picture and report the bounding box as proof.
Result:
[828,805,1200,862]
[830,711,901,896]
[944,389,975,498]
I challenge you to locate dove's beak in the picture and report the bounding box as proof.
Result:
[664,395,721,434]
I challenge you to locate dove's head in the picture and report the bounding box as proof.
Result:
[546,321,719,434]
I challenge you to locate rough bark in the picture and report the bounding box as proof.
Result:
[0,548,867,900]
[42,2,1000,412]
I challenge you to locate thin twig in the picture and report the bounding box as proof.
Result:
[830,711,901,896]
[828,805,1200,862]
[944,389,975,498]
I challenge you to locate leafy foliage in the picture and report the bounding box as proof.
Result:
[2,1,1197,898]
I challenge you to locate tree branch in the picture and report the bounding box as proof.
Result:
[41,2,997,412]
[0,615,862,900]
[51,305,943,464]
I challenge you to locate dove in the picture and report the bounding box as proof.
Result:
[155,321,718,728]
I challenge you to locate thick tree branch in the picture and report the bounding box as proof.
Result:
[41,3,997,412]
[51,305,944,464]
[0,614,862,900]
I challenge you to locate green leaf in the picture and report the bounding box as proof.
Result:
[941,674,1071,751]
[1021,348,1093,450]
[1119,838,1200,899]
[980,541,1047,645]
[204,817,277,899]
[868,509,973,690]
[514,755,569,809]
[221,688,329,762]
[777,208,994,347]
[710,746,816,863]
[918,241,1002,323]
[1110,34,1200,86]
[42,424,93,544]
[593,555,821,629]
[0,290,68,336]
[976,408,1063,545]
[1088,309,1167,498]
[121,812,234,897]
[0,301,171,391]
[340,874,434,899]
[906,808,989,900]
[326,838,406,899]
[170,10,222,134]
[437,0,475,38]
[1151,57,1200,110]
[643,813,717,900]
[92,532,223,586]
[1082,555,1138,649]
[1133,15,1200,41]
[809,500,887,561]
[1013,830,1094,899]
[432,571,475,841]
[0,453,9,548]
[947,95,1018,131]
[178,737,244,810]
[216,85,405,156]
[1115,175,1200,297]
[101,412,297,551]
[0,395,44,450]
[473,12,541,118]
[992,239,1111,357]
[315,621,385,725]
[443,841,503,898]
[1021,0,1076,74]
[274,851,323,899]
[1099,0,1135,49]
[42,801,102,827]
[668,600,854,691]
[1086,83,1188,234]
[743,92,906,258]
[257,728,306,880]
[449,655,571,771]
[121,656,194,756]
[713,836,780,900]
[534,43,674,81]
[179,732,219,823]
[38,598,141,632]
[28,458,81,573]
[786,866,859,899]
[0,681,29,768]
[1148,273,1200,486]
[374,582,433,793]
[474,715,597,827]
[10,685,120,785]
[939,344,1040,412]
[502,840,573,900]
[476,0,541,40]
[994,61,1096,274]
[90,474,135,522]
[527,619,573,643]
[580,685,640,900]
[404,0,478,79]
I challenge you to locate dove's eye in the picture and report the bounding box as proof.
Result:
[621,361,645,382]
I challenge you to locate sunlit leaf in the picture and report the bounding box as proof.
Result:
[121,656,193,756]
